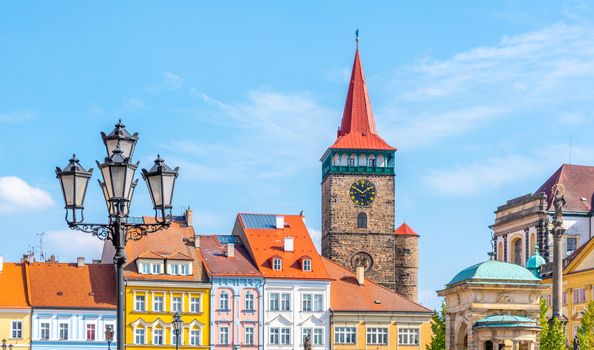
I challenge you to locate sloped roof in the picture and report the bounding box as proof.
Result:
[322,258,430,313]
[237,213,330,280]
[328,48,395,152]
[27,262,115,309]
[200,235,262,277]
[395,223,418,235]
[535,164,594,212]
[0,263,29,308]
[102,217,208,282]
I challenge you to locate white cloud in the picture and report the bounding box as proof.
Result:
[43,230,103,262]
[162,71,183,90]
[384,23,594,149]
[0,110,34,123]
[0,176,53,212]
[122,97,146,111]
[424,144,594,196]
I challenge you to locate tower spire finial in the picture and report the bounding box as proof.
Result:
[355,28,359,48]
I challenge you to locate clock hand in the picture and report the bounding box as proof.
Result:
[362,187,374,193]
[352,187,364,194]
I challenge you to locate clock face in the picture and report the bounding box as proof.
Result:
[349,180,376,206]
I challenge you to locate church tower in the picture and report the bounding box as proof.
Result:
[321,42,418,301]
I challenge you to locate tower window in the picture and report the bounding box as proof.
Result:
[347,158,355,166]
[357,213,367,229]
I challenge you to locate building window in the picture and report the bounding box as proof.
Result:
[574,288,586,304]
[281,293,291,311]
[245,327,254,345]
[272,258,282,271]
[172,296,182,312]
[135,328,145,344]
[398,328,420,345]
[347,158,355,166]
[181,264,189,275]
[190,297,200,313]
[313,294,323,311]
[270,328,280,344]
[11,321,23,339]
[153,328,164,345]
[153,296,164,312]
[170,264,179,275]
[40,322,50,340]
[59,323,69,340]
[171,328,182,345]
[245,292,255,311]
[303,294,312,311]
[190,329,201,346]
[220,292,229,310]
[302,328,323,345]
[367,327,388,345]
[141,263,149,274]
[303,259,312,272]
[368,158,376,167]
[220,327,229,345]
[567,237,578,255]
[270,293,280,311]
[357,213,367,229]
[513,238,522,265]
[135,295,146,311]
[86,323,96,340]
[281,328,291,345]
[335,327,356,344]
[151,263,161,274]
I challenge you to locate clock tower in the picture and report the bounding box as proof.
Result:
[321,42,418,301]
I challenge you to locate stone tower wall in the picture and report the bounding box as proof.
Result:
[394,234,419,301]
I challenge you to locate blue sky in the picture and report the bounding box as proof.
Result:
[2,1,594,308]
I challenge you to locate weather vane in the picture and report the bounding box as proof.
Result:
[355,28,359,43]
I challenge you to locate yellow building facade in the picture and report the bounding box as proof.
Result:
[126,282,210,350]
[331,315,432,350]
[0,262,31,350]
[542,236,594,341]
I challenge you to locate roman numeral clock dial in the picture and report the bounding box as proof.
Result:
[349,180,376,206]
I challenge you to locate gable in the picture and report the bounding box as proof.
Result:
[565,236,594,273]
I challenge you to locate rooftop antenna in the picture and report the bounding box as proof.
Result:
[36,232,46,262]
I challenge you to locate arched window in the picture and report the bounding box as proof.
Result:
[513,239,522,265]
[357,213,367,229]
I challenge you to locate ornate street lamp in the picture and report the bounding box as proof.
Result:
[172,312,183,350]
[105,326,114,350]
[55,120,179,350]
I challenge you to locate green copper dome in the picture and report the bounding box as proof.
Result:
[447,258,540,286]
[474,315,539,329]
[526,245,546,278]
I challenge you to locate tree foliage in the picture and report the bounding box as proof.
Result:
[426,299,446,350]
[540,297,568,350]
[577,301,594,350]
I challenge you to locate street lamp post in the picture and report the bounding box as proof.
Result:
[55,120,179,350]
[106,326,114,350]
[172,312,183,350]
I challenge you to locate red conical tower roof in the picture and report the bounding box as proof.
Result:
[330,46,395,151]
[395,222,418,236]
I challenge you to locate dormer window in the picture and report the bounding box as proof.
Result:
[272,258,282,271]
[303,259,312,272]
[167,262,191,275]
[152,263,161,274]
[141,263,149,274]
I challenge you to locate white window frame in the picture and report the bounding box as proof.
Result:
[303,259,312,271]
[219,326,229,345]
[367,327,388,345]
[302,294,313,311]
[151,263,161,274]
[181,264,189,275]
[313,294,323,311]
[398,327,420,345]
[141,263,149,274]
[190,328,201,346]
[273,258,282,271]
[280,327,291,345]
[190,296,200,313]
[270,293,280,311]
[59,322,69,340]
[11,321,23,339]
[170,264,179,275]
[270,328,280,344]
[245,327,254,345]
[245,292,255,311]
[280,293,291,311]
[153,295,164,312]
[220,292,229,310]
[40,321,50,340]
[153,328,164,345]
[302,327,324,345]
[86,322,96,340]
[335,327,356,344]
[135,295,146,311]
[172,296,182,313]
[135,328,145,345]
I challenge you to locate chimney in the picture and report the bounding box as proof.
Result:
[226,244,235,258]
[284,237,294,252]
[276,216,285,229]
[185,208,193,226]
[0,256,3,272]
[356,266,365,286]
[77,257,85,267]
[194,234,200,248]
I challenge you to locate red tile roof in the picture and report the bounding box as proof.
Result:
[329,48,395,151]
[322,258,430,313]
[200,235,262,277]
[237,214,330,280]
[0,263,29,308]
[395,223,418,236]
[536,164,594,212]
[27,262,115,309]
[101,217,208,282]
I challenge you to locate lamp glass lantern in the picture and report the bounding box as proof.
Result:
[55,155,93,223]
[98,146,138,204]
[142,155,179,217]
[172,311,183,334]
[100,119,139,160]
